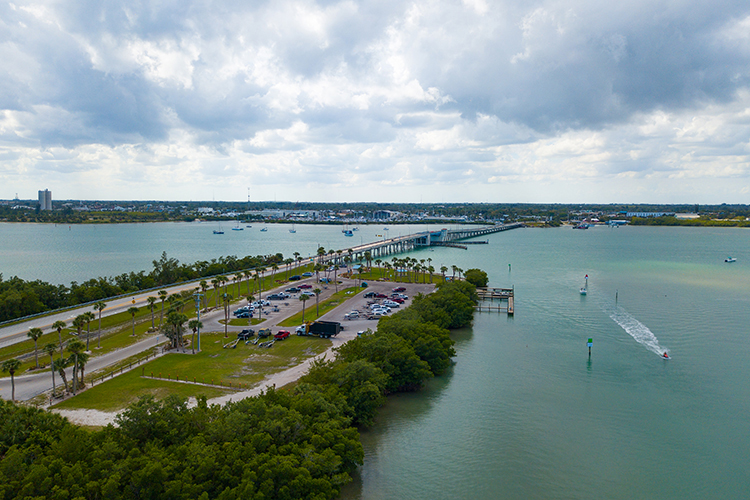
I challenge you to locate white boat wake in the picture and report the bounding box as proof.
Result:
[604,304,668,357]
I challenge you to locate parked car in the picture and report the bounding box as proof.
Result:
[374,293,387,299]
[390,297,405,303]
[344,311,360,320]
[274,330,291,340]
[258,328,273,338]
[238,329,255,340]
[289,275,302,281]
[298,284,312,289]
[383,300,400,308]
[392,286,406,292]
[267,294,284,300]
[302,272,313,277]
[235,311,252,318]
[363,291,376,298]
[285,287,300,293]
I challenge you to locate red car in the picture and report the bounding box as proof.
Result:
[391,297,404,303]
[392,286,406,292]
[374,293,387,298]
[274,330,291,340]
[298,284,312,289]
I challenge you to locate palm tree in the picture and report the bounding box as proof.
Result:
[27,327,44,368]
[164,311,189,349]
[441,265,448,281]
[158,290,168,325]
[314,263,323,284]
[188,319,203,354]
[375,259,382,278]
[127,306,139,336]
[284,259,293,280]
[72,314,86,342]
[52,320,67,358]
[428,265,435,283]
[94,301,106,349]
[313,288,322,317]
[200,280,208,309]
[452,265,458,281]
[271,264,279,284]
[300,294,310,322]
[54,356,72,394]
[211,278,221,307]
[222,293,233,338]
[317,246,326,264]
[1,359,21,401]
[364,251,372,276]
[293,252,301,270]
[146,296,157,329]
[67,340,85,394]
[43,343,57,395]
[83,311,96,351]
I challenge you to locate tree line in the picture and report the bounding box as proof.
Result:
[0,252,285,323]
[0,276,482,499]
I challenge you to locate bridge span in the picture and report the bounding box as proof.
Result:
[331,223,523,263]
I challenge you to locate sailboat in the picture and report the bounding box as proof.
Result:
[231,221,243,231]
[213,224,224,234]
[289,223,296,233]
[579,275,588,295]
[260,227,268,232]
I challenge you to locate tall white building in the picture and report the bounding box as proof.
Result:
[38,189,52,210]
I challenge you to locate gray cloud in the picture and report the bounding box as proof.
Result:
[1,0,750,202]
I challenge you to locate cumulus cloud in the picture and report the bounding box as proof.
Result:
[1,0,750,202]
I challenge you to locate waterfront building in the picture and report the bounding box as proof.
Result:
[38,189,52,210]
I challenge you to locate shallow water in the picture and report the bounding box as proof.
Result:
[341,225,750,500]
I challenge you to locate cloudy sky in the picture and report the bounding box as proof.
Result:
[2,0,750,203]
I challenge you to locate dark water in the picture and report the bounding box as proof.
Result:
[342,226,750,500]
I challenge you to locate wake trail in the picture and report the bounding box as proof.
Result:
[598,299,668,357]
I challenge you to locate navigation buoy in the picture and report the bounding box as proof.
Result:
[587,338,593,356]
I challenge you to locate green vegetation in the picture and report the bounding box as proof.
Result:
[0,391,363,499]
[54,333,330,411]
[0,250,291,323]
[0,270,482,499]
[464,268,489,288]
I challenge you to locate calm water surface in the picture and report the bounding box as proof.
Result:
[342,226,750,500]
[0,222,456,284]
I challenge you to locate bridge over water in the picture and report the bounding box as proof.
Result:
[334,223,524,262]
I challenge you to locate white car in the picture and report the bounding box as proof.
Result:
[344,311,360,320]
[383,300,400,308]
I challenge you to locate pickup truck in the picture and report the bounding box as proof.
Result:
[274,330,291,340]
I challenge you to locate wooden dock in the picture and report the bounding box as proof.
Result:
[476,287,514,315]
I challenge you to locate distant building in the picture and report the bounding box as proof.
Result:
[626,211,674,218]
[38,189,52,210]
[372,210,400,220]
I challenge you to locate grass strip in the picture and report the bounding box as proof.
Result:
[52,331,330,412]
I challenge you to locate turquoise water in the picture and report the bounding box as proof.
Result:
[0,222,459,285]
[341,226,750,500]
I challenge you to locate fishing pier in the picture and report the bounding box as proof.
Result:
[475,287,514,315]
[333,223,523,262]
